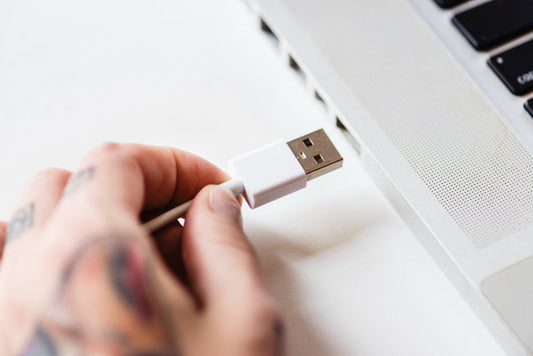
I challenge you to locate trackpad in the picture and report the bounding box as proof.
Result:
[482,257,533,353]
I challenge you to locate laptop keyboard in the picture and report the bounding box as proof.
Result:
[434,0,533,119]
[488,39,533,95]
[451,0,533,50]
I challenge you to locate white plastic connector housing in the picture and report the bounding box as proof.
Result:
[228,140,306,208]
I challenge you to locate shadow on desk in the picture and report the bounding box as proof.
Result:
[248,193,394,355]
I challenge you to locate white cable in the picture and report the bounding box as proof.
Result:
[142,178,245,233]
[220,177,245,197]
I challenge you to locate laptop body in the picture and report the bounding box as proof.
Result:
[243,0,533,354]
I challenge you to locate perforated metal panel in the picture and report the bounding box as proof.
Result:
[383,112,533,249]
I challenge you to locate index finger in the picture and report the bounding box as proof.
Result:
[62,143,230,215]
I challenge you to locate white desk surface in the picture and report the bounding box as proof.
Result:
[0,0,506,355]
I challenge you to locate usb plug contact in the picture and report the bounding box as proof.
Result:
[287,129,343,181]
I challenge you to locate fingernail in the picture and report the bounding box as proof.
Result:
[209,186,242,224]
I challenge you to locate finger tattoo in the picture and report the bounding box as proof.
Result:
[62,167,95,196]
[6,203,35,243]
[20,238,178,356]
[20,326,57,356]
[109,244,154,322]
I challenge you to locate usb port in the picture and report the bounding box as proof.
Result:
[288,55,306,81]
[336,117,361,155]
[314,90,325,104]
[260,19,280,48]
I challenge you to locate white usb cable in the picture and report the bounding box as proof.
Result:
[143,129,343,233]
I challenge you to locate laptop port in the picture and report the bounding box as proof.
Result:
[259,19,280,48]
[289,55,306,80]
[336,117,361,155]
[314,90,325,104]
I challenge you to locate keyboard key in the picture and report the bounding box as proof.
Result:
[433,0,469,9]
[488,40,533,95]
[526,99,533,118]
[452,0,533,51]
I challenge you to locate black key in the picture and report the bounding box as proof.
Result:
[488,39,533,95]
[433,0,469,9]
[526,99,533,118]
[452,0,533,51]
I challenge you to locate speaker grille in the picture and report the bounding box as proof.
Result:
[382,111,533,249]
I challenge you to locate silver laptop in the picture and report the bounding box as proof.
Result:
[243,0,533,354]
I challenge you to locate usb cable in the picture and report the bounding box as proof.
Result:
[143,129,343,232]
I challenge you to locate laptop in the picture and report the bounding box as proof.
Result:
[242,0,533,354]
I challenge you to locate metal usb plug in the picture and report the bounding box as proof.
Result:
[287,129,343,181]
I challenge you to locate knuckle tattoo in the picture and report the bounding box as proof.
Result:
[62,167,95,196]
[6,203,35,243]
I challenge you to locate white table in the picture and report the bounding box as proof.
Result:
[0,0,505,355]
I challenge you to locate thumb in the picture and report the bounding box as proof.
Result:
[182,185,266,308]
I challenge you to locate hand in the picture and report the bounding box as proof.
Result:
[0,143,282,356]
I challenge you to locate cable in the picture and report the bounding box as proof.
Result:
[142,178,245,232]
[143,129,343,233]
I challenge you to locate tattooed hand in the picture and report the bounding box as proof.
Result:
[0,143,282,356]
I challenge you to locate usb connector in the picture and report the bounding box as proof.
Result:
[143,129,343,232]
[228,128,343,208]
[287,129,343,181]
